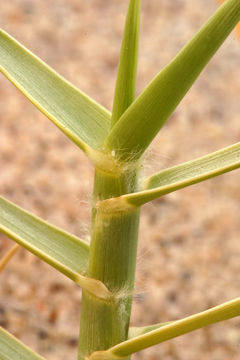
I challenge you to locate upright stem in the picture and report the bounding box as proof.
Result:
[78,164,140,359]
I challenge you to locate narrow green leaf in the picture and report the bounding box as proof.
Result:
[89,298,240,359]
[0,196,89,283]
[128,322,171,339]
[105,0,240,160]
[116,142,240,207]
[111,0,141,127]
[0,29,111,154]
[0,326,46,360]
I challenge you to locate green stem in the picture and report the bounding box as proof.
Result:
[78,165,140,359]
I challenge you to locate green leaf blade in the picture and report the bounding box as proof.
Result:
[128,322,171,339]
[111,0,141,127]
[90,298,240,359]
[0,196,89,283]
[121,142,240,207]
[0,326,46,360]
[105,0,240,160]
[0,29,111,153]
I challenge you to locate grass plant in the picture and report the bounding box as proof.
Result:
[0,0,240,359]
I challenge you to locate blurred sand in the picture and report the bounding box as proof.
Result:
[0,1,240,359]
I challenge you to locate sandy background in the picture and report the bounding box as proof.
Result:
[0,1,240,359]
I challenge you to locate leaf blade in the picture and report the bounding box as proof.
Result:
[0,244,20,273]
[0,326,46,360]
[128,322,171,339]
[0,196,89,283]
[90,298,240,359]
[105,0,240,160]
[111,0,141,127]
[0,29,111,153]
[218,0,240,40]
[120,142,240,207]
